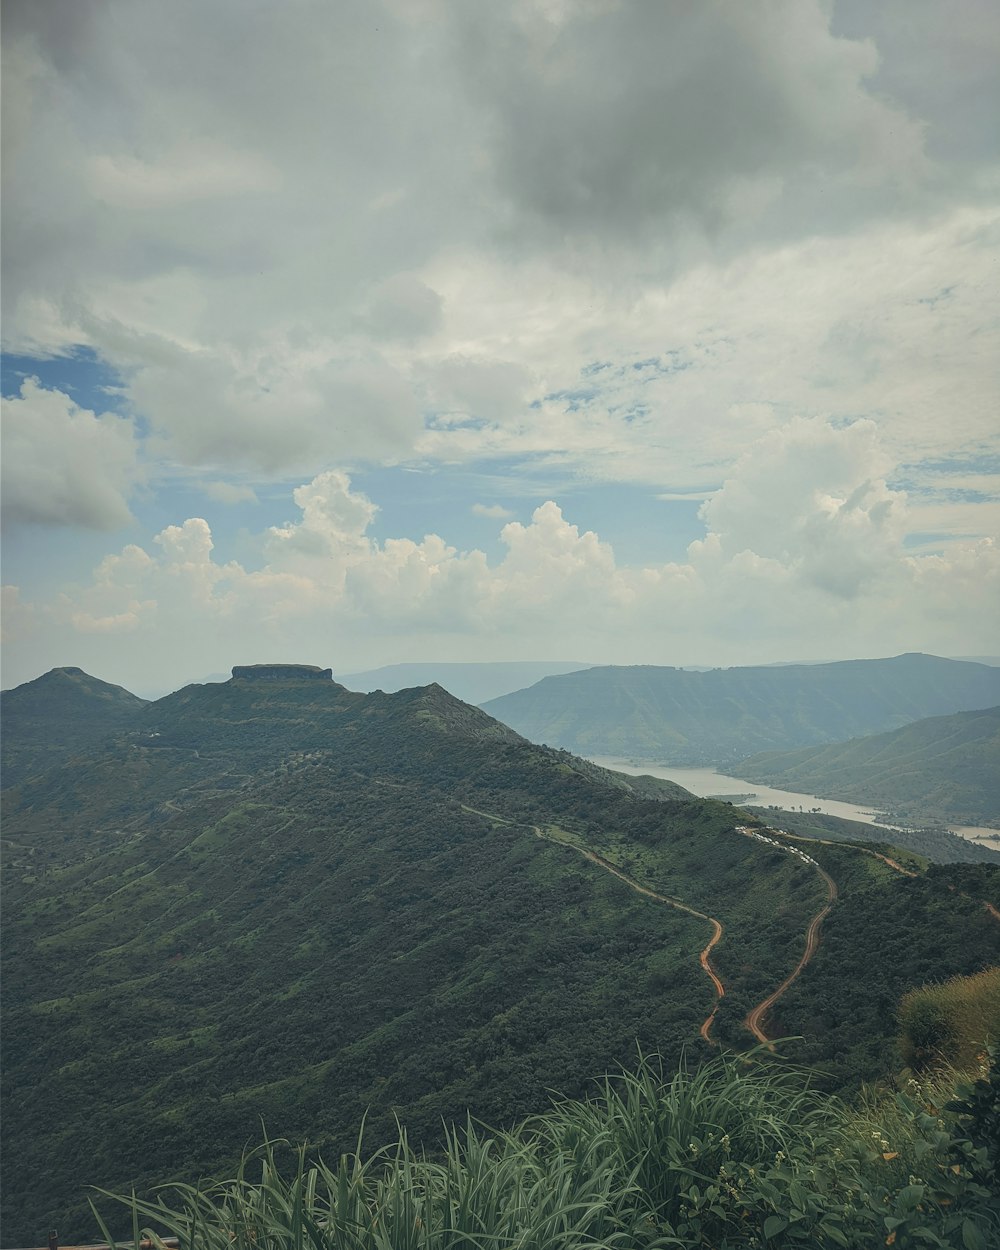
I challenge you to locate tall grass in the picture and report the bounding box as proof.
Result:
[93,1050,1000,1250]
[898,966,1000,1070]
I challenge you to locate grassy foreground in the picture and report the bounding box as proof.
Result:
[94,1050,1000,1250]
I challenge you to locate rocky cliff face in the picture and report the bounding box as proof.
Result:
[231,664,333,681]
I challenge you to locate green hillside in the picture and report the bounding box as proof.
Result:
[740,706,1000,827]
[481,654,1000,766]
[2,668,998,1243]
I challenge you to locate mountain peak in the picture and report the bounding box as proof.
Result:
[6,666,147,705]
[1,667,148,785]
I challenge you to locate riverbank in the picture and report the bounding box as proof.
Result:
[589,758,999,847]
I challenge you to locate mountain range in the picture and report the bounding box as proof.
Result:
[2,664,999,1242]
[481,653,1000,767]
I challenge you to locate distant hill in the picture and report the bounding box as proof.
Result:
[340,660,595,704]
[0,666,148,785]
[739,706,1000,828]
[481,654,1000,767]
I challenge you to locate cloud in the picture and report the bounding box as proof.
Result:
[1,2,997,690]
[123,341,422,473]
[7,419,997,693]
[1,1,994,494]
[267,471,378,564]
[1,378,139,529]
[360,274,445,341]
[832,0,1000,164]
[202,481,259,505]
[698,418,907,597]
[471,503,513,518]
[453,0,925,244]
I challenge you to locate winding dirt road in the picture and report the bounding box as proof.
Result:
[739,827,1000,1045]
[736,827,921,1047]
[533,828,726,1043]
[743,863,838,1048]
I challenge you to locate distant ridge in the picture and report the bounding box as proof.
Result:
[340,660,595,705]
[482,654,1000,766]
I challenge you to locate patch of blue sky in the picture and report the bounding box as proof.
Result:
[0,523,143,600]
[352,461,560,560]
[927,488,997,504]
[612,403,650,424]
[534,354,692,417]
[902,532,974,551]
[350,461,708,566]
[827,412,871,429]
[539,386,599,411]
[906,454,1000,475]
[548,480,707,565]
[424,411,493,431]
[1,347,127,413]
[889,471,998,503]
[616,353,690,377]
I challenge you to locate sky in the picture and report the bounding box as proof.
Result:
[2,0,998,698]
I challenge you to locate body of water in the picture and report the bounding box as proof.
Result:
[588,758,1000,846]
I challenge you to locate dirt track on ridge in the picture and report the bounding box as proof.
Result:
[743,863,838,1048]
[533,828,726,1043]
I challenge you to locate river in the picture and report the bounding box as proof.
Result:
[587,757,1000,847]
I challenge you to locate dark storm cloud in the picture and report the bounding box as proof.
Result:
[447,0,925,242]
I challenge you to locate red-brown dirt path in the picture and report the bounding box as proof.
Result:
[743,863,838,1049]
[735,824,922,1048]
[533,828,726,1044]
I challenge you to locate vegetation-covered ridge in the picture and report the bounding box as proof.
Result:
[739,705,1000,828]
[93,1050,1000,1250]
[3,669,999,1242]
[481,653,1000,766]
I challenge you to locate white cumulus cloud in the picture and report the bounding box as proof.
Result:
[1,378,139,529]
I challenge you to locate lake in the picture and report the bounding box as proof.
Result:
[587,757,1000,846]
